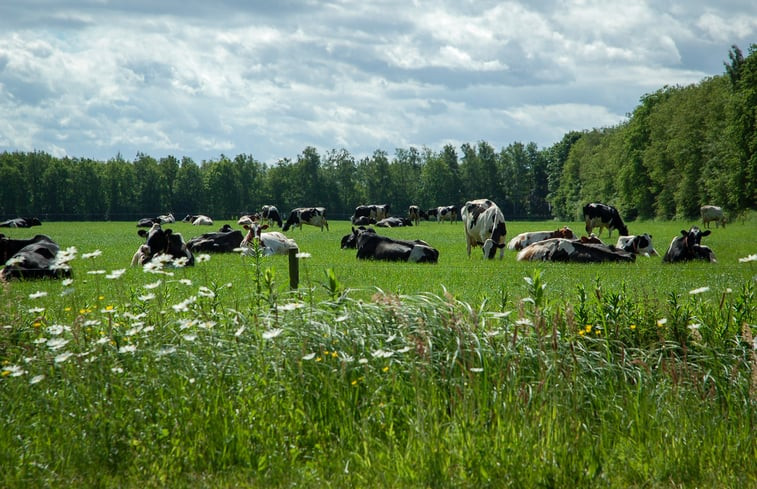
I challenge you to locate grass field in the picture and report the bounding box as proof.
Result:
[1,217,756,488]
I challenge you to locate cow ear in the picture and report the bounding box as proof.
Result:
[680,230,688,237]
[165,229,173,236]
[701,230,711,236]
[138,230,147,237]
[261,224,269,230]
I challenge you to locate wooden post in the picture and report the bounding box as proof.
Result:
[288,248,299,289]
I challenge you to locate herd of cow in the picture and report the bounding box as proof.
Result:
[0,202,726,280]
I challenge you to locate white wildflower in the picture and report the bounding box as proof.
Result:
[47,338,69,350]
[33,337,47,344]
[118,344,136,354]
[3,365,26,377]
[262,328,283,340]
[182,334,197,342]
[396,346,412,353]
[29,291,48,299]
[198,286,215,298]
[234,325,246,337]
[371,349,393,358]
[178,318,196,330]
[279,302,305,311]
[196,254,211,263]
[172,296,196,313]
[112,367,124,373]
[335,314,349,322]
[179,279,192,286]
[738,254,757,263]
[172,256,189,268]
[125,325,143,336]
[82,250,102,259]
[106,268,126,280]
[296,252,311,259]
[47,324,67,335]
[144,280,162,290]
[54,352,73,363]
[689,286,710,295]
[87,270,106,275]
[157,346,176,357]
[96,337,110,345]
[198,321,216,330]
[28,307,45,314]
[138,293,156,302]
[30,374,45,384]
[470,367,484,373]
[83,319,100,327]
[62,278,74,286]
[302,352,316,360]
[358,358,368,364]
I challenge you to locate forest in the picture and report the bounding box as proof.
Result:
[1,45,754,223]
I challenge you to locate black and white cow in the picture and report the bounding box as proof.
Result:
[0,217,42,228]
[341,226,377,249]
[157,213,175,224]
[186,227,244,253]
[616,234,658,256]
[182,214,213,226]
[408,205,426,225]
[355,229,439,263]
[137,217,160,227]
[282,207,329,232]
[352,216,376,226]
[701,205,726,229]
[261,205,283,228]
[507,226,576,251]
[351,204,390,224]
[516,238,636,263]
[662,227,717,263]
[462,199,507,259]
[132,223,194,266]
[1,234,71,280]
[436,205,458,223]
[240,222,298,256]
[583,203,629,237]
[376,216,413,227]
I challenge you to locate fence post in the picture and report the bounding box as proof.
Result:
[288,248,299,289]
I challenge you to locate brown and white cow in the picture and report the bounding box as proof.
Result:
[282,207,329,232]
[583,203,629,237]
[516,238,636,263]
[462,199,507,259]
[662,227,716,263]
[240,222,298,256]
[507,226,575,251]
[700,205,726,229]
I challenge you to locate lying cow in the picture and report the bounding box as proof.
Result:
[462,199,507,259]
[353,216,376,226]
[616,234,658,256]
[662,227,717,263]
[240,222,298,256]
[261,205,283,228]
[341,226,376,249]
[137,217,160,227]
[0,217,42,228]
[354,229,439,263]
[157,213,175,224]
[352,204,390,224]
[182,214,214,226]
[132,223,194,266]
[517,238,636,263]
[507,226,575,251]
[376,217,413,227]
[282,207,329,232]
[701,205,726,229]
[186,227,244,253]
[1,234,71,280]
[583,202,629,237]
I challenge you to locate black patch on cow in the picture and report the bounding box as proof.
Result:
[1,235,71,280]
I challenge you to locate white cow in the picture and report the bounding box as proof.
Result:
[701,205,726,228]
[462,199,507,259]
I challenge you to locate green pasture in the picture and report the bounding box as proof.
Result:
[1,217,756,488]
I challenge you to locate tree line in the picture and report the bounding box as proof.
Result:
[1,45,754,223]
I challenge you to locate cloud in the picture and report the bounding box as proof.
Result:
[0,1,755,163]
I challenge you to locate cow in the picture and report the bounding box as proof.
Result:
[132,223,194,266]
[436,205,458,223]
[376,217,413,227]
[240,222,298,256]
[352,216,376,226]
[137,217,160,227]
[0,217,42,228]
[616,234,658,256]
[354,229,439,263]
[426,208,439,221]
[583,203,629,237]
[1,234,71,280]
[462,199,507,259]
[701,205,726,229]
[261,205,283,228]
[157,213,175,224]
[351,204,390,224]
[341,226,377,249]
[186,227,245,253]
[408,205,427,225]
[237,213,260,227]
[282,207,329,232]
[507,226,576,251]
[182,214,213,225]
[662,227,717,263]
[516,238,636,263]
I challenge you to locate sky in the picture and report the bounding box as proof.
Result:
[0,1,755,165]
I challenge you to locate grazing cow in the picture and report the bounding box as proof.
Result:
[355,229,439,263]
[583,203,629,237]
[186,227,244,253]
[462,199,507,259]
[436,205,458,223]
[240,222,298,256]
[282,207,329,232]
[701,205,726,229]
[341,226,376,249]
[261,205,283,228]
[507,226,576,251]
[376,217,413,227]
[132,223,194,266]
[616,234,658,256]
[0,217,42,228]
[1,234,71,280]
[426,208,439,221]
[516,238,636,263]
[351,204,390,224]
[408,205,426,225]
[662,227,717,263]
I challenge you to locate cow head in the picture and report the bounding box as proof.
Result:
[681,227,711,249]
[554,226,575,239]
[137,223,194,266]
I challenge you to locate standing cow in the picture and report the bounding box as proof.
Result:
[583,203,629,237]
[462,199,507,259]
[408,205,426,225]
[700,205,726,229]
[261,205,283,228]
[282,207,329,232]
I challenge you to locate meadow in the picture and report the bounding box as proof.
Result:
[1,217,756,488]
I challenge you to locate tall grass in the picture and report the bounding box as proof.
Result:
[1,218,756,487]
